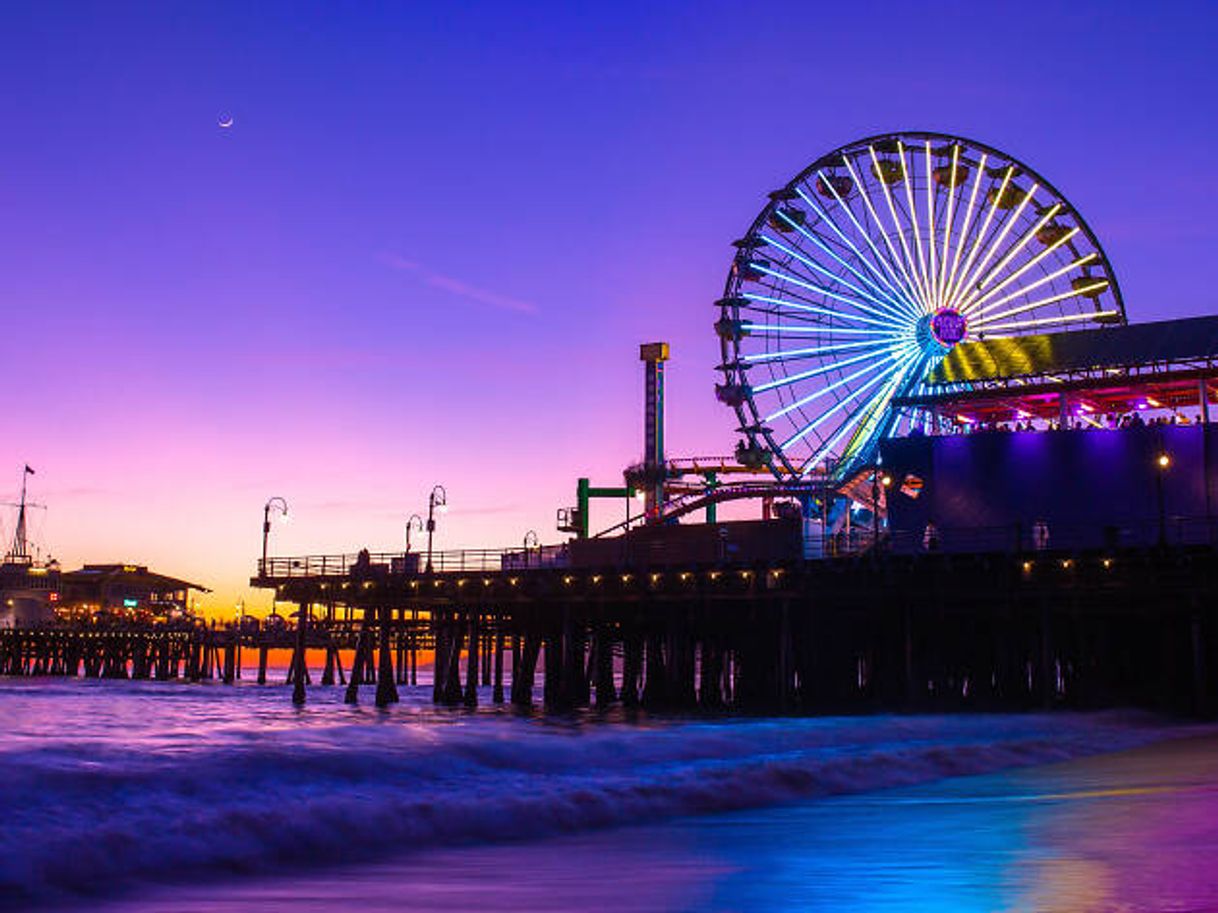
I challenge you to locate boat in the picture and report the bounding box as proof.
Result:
[0,466,60,628]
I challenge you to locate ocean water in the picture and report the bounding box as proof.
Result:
[0,678,1213,911]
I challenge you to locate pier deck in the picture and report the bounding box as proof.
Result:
[4,530,1217,718]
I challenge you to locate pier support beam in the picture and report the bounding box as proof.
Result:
[464,612,480,707]
[291,602,308,706]
[493,629,505,704]
[376,605,400,707]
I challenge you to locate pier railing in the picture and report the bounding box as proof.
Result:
[258,544,572,579]
[881,515,1218,555]
[257,516,1218,581]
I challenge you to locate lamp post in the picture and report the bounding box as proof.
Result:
[261,497,289,577]
[405,514,424,553]
[1156,452,1171,546]
[426,485,448,573]
[871,471,892,552]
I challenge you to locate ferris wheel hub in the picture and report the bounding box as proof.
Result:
[930,308,968,347]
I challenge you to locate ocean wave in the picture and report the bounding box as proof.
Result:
[0,696,1198,908]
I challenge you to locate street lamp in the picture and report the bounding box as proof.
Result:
[261,497,289,577]
[426,485,448,573]
[1156,452,1171,546]
[405,514,424,553]
[871,470,892,551]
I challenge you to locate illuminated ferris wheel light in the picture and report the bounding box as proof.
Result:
[717,132,1126,482]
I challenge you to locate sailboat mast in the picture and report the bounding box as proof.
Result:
[10,466,32,561]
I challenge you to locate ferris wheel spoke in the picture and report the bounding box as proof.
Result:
[971,282,1113,329]
[763,354,906,423]
[868,146,932,312]
[951,184,1041,310]
[960,230,1085,317]
[944,164,1015,307]
[790,348,923,470]
[769,209,916,320]
[935,144,964,305]
[975,308,1120,335]
[840,156,928,317]
[749,264,908,328]
[941,152,989,307]
[753,343,910,395]
[743,322,894,338]
[777,360,900,455]
[897,141,933,310]
[966,252,1098,321]
[760,232,912,323]
[923,141,941,308]
[836,360,925,465]
[796,182,922,321]
[957,203,1063,311]
[730,321,896,340]
[741,339,891,369]
[742,292,908,330]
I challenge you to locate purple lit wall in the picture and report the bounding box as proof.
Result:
[882,426,1217,552]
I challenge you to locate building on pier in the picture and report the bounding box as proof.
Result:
[58,564,210,622]
[883,314,1218,554]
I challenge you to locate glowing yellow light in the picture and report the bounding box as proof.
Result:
[1023,561,1032,572]
[1158,453,1171,469]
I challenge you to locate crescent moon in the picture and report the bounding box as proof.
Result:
[218,114,234,129]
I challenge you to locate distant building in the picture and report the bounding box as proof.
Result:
[59,564,210,622]
[0,558,61,628]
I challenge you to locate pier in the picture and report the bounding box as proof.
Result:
[3,520,1216,719]
[6,130,1218,720]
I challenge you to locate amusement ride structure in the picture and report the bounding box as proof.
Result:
[715,131,1124,481]
[582,131,1137,539]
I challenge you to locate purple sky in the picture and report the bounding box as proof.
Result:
[1,2,1215,612]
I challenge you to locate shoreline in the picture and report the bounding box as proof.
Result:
[88,729,1218,913]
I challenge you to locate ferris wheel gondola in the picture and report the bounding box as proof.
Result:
[716,131,1125,482]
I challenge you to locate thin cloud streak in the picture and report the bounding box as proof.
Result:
[381,253,539,315]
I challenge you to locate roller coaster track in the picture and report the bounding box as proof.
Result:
[593,479,832,539]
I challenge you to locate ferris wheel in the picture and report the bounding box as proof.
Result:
[716,131,1126,482]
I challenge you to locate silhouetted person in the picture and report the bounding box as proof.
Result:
[922,521,940,552]
[1032,519,1050,551]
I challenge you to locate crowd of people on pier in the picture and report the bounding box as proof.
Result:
[917,409,1204,436]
